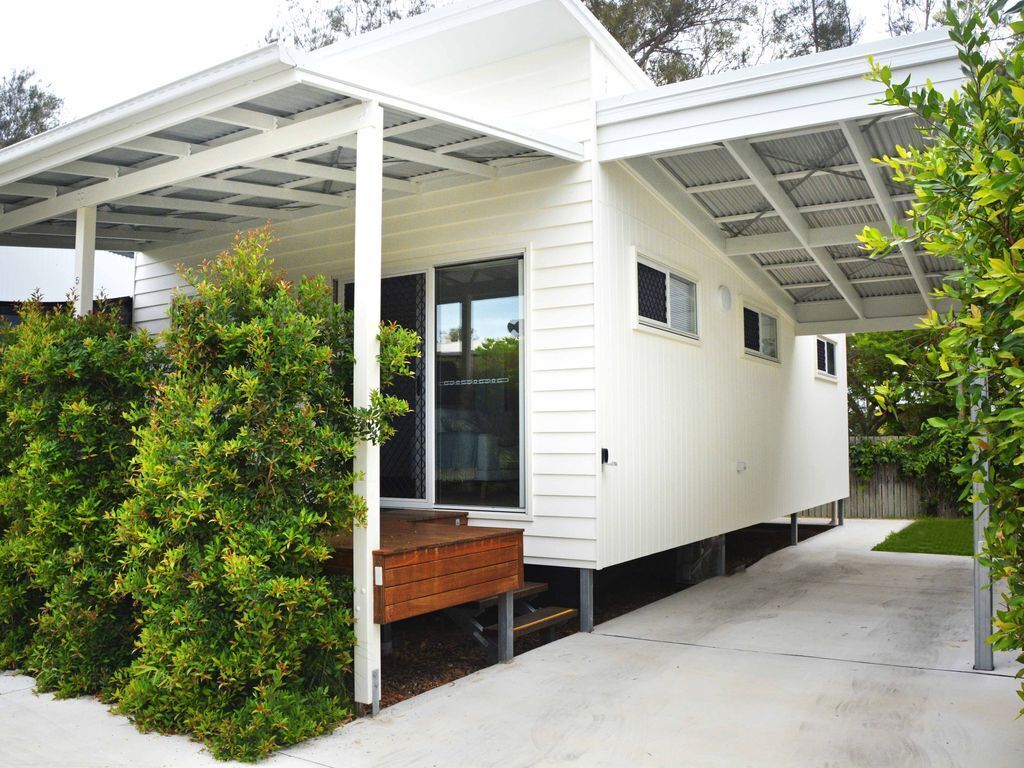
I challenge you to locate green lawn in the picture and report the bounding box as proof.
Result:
[872,518,974,556]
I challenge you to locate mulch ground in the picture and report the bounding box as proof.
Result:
[379,519,832,708]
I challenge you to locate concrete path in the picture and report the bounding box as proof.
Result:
[3,520,1022,767]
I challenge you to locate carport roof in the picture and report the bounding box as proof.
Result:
[597,29,964,334]
[0,42,584,254]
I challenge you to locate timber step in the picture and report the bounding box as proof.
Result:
[472,581,548,611]
[483,606,578,639]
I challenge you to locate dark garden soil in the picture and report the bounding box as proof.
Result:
[379,518,833,708]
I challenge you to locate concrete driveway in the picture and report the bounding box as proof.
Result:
[3,519,1022,767]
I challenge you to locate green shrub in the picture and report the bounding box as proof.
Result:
[0,297,161,693]
[112,228,418,762]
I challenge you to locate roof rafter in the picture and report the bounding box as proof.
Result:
[724,221,890,255]
[724,138,866,319]
[839,120,934,311]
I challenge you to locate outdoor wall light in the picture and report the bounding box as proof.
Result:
[718,285,732,311]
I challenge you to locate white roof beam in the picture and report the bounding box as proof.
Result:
[115,194,289,220]
[0,101,373,235]
[334,135,498,178]
[840,120,934,311]
[246,157,418,193]
[782,271,948,290]
[683,163,862,194]
[2,182,60,199]
[121,136,195,158]
[724,221,890,255]
[714,194,915,225]
[82,211,239,232]
[383,118,439,138]
[16,223,187,242]
[206,106,282,132]
[724,138,866,319]
[181,176,352,207]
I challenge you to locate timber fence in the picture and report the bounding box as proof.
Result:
[803,436,960,520]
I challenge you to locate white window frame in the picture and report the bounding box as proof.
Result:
[816,336,838,379]
[742,304,779,362]
[634,253,700,341]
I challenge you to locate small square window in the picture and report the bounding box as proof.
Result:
[637,259,698,338]
[743,306,778,360]
[816,337,837,376]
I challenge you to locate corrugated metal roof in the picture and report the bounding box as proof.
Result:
[694,186,769,217]
[722,216,789,237]
[773,265,827,286]
[658,148,745,187]
[754,129,855,173]
[856,277,919,298]
[239,84,352,117]
[753,248,810,266]
[787,284,844,302]
[782,173,871,207]
[804,203,885,228]
[154,117,246,145]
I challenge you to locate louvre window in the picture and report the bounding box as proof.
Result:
[637,259,698,337]
[816,337,837,376]
[743,306,778,360]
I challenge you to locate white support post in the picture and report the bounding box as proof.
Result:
[74,206,96,316]
[352,101,384,716]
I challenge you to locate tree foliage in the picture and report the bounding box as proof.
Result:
[0,69,62,148]
[265,0,432,50]
[111,229,419,761]
[887,0,939,36]
[767,0,864,58]
[584,0,757,83]
[0,299,161,693]
[860,0,1024,711]
[847,329,958,436]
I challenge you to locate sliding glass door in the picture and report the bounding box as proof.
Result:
[434,258,523,509]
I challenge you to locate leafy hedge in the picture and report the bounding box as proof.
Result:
[0,298,161,694]
[111,229,418,761]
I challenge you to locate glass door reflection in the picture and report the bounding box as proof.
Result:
[435,258,523,508]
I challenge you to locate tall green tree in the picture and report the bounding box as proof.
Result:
[768,0,864,58]
[861,0,1024,710]
[0,69,62,148]
[584,0,756,83]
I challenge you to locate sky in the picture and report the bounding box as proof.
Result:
[0,0,895,300]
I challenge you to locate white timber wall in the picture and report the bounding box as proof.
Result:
[593,161,849,569]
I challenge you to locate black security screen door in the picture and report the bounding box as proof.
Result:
[345,274,427,499]
[435,258,523,509]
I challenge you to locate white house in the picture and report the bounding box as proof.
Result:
[0,0,961,711]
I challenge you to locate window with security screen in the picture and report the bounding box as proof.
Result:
[816,337,837,377]
[743,306,778,361]
[636,258,698,338]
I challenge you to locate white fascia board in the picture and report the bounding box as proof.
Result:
[595,29,961,161]
[0,46,300,187]
[793,294,942,331]
[294,68,586,163]
[301,0,650,91]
